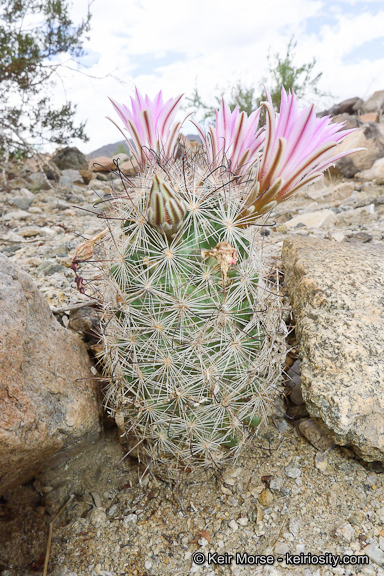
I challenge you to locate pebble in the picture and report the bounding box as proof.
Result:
[228,519,238,532]
[336,522,355,542]
[269,477,284,493]
[285,464,301,479]
[88,508,107,526]
[124,513,138,523]
[259,489,274,506]
[364,543,384,566]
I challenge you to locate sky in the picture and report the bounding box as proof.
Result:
[55,0,384,154]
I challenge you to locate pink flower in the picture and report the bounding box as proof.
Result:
[108,88,191,165]
[239,88,361,220]
[192,100,264,176]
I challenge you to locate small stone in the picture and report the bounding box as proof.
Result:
[18,226,42,238]
[144,560,152,570]
[379,536,384,551]
[269,477,284,493]
[108,504,118,517]
[3,210,31,221]
[228,519,238,532]
[273,418,290,434]
[11,197,33,210]
[124,513,138,523]
[377,508,384,523]
[284,465,301,479]
[238,517,248,526]
[284,209,337,229]
[289,518,301,537]
[337,522,355,542]
[198,537,209,546]
[364,542,384,566]
[88,508,107,526]
[327,230,346,242]
[259,489,273,506]
[314,452,329,474]
[275,542,289,556]
[299,419,335,451]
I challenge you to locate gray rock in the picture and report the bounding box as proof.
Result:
[364,543,384,566]
[27,172,51,190]
[329,97,362,116]
[285,465,301,479]
[36,261,67,276]
[10,197,33,210]
[52,147,88,170]
[59,169,84,188]
[0,254,101,496]
[282,237,384,461]
[335,122,384,177]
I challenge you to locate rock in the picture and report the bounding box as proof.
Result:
[336,522,355,542]
[331,113,363,130]
[299,419,335,451]
[336,204,377,227]
[59,169,84,188]
[88,156,116,172]
[17,226,42,238]
[282,236,384,461]
[362,90,384,114]
[10,197,33,210]
[314,452,329,474]
[3,210,31,221]
[306,182,355,204]
[326,230,346,242]
[79,169,96,185]
[112,152,130,163]
[0,254,100,496]
[364,543,384,567]
[335,123,384,177]
[284,464,301,479]
[119,158,140,176]
[269,477,284,493]
[88,508,107,526]
[286,359,304,405]
[361,112,379,123]
[52,147,88,170]
[329,97,362,116]
[356,157,384,181]
[344,232,373,244]
[27,172,51,190]
[258,489,273,506]
[284,209,337,229]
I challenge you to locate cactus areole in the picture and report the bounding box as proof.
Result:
[73,87,359,475]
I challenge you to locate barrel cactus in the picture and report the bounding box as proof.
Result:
[73,87,359,475]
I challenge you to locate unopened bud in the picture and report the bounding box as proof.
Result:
[147,174,187,237]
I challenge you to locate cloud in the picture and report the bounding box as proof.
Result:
[49,0,384,153]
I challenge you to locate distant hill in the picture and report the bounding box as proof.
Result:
[86,140,130,159]
[86,134,202,159]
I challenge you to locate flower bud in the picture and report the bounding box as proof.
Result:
[147,174,187,237]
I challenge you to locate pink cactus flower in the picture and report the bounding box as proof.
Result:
[238,88,362,222]
[108,88,191,165]
[192,100,265,176]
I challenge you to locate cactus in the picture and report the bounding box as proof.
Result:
[74,88,359,475]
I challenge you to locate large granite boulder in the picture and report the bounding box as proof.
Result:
[282,237,384,461]
[0,254,101,496]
